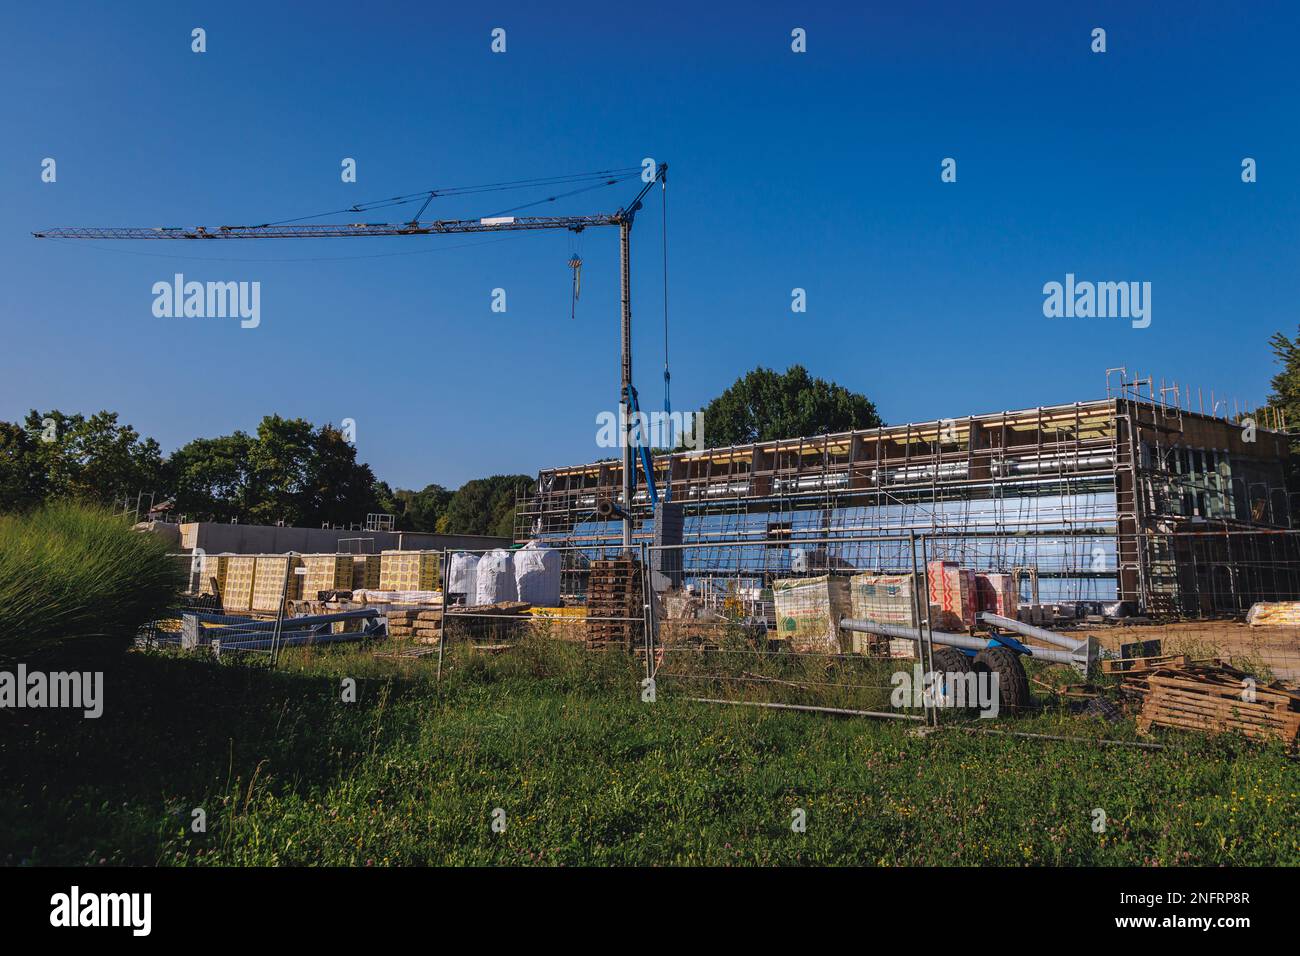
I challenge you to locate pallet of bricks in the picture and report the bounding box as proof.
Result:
[1136,660,1300,744]
[379,550,441,592]
[585,557,643,650]
[387,606,444,644]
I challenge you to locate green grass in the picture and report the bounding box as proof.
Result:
[0,502,184,663]
[2,634,1298,866]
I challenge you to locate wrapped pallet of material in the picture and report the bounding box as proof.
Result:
[223,556,257,612]
[380,550,441,592]
[301,554,353,598]
[475,549,518,605]
[514,541,561,607]
[975,572,1018,619]
[198,553,229,596]
[848,572,918,657]
[1247,602,1300,627]
[252,555,304,613]
[927,560,977,630]
[351,554,381,591]
[447,552,480,603]
[849,573,919,626]
[772,575,850,654]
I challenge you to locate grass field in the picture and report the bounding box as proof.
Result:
[2,634,1298,866]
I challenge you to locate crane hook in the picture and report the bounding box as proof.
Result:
[567,253,582,319]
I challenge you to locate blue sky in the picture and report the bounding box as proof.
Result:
[3,1,1297,489]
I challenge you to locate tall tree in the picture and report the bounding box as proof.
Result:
[0,422,47,512]
[166,432,254,522]
[1266,329,1300,488]
[21,410,163,507]
[440,475,532,536]
[700,365,882,445]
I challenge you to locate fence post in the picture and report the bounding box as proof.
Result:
[640,540,654,684]
[437,547,451,685]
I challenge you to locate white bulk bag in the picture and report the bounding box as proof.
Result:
[514,541,561,607]
[448,552,480,603]
[475,549,517,604]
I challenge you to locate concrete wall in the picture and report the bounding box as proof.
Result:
[167,522,511,555]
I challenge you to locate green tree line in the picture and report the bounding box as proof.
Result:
[0,365,879,532]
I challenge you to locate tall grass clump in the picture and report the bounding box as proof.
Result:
[0,502,184,663]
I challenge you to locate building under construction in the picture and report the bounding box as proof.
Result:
[516,378,1299,617]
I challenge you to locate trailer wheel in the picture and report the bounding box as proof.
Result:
[972,646,1031,714]
[927,647,976,712]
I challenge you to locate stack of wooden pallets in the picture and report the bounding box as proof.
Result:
[585,558,643,650]
[1136,661,1300,744]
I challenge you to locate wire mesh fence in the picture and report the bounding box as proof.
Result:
[139,529,1300,742]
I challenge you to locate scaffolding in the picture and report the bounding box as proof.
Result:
[517,377,1297,615]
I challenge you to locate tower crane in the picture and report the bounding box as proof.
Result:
[34,162,669,551]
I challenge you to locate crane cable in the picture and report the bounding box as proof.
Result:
[661,172,672,499]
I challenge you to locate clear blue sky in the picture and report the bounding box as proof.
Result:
[3,1,1297,489]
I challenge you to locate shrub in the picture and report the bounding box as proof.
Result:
[0,502,184,663]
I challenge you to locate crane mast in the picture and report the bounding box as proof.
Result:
[34,163,669,552]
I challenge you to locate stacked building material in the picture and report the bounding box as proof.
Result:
[848,572,918,657]
[386,607,444,643]
[1136,661,1300,743]
[927,560,977,630]
[351,554,381,591]
[586,558,644,650]
[252,555,304,612]
[1246,602,1300,626]
[773,575,850,654]
[223,556,257,612]
[199,554,229,597]
[301,554,353,599]
[380,550,441,592]
[975,572,1018,619]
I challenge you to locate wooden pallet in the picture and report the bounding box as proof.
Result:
[1137,665,1300,743]
[586,559,643,650]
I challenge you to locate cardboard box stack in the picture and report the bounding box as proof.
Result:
[772,575,851,653]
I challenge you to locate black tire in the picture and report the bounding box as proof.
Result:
[929,646,973,675]
[927,646,977,712]
[972,645,1032,714]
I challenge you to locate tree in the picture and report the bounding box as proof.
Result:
[167,432,254,522]
[0,422,47,512]
[404,483,453,532]
[306,425,381,527]
[21,410,163,507]
[1266,329,1300,488]
[440,475,532,536]
[700,365,882,445]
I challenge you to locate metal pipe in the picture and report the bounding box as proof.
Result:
[840,618,1090,670]
[978,612,1086,651]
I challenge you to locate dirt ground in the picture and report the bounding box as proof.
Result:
[1076,620,1300,682]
